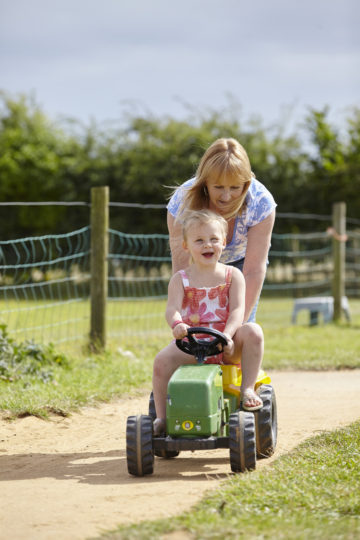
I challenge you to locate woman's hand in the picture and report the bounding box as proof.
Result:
[172,322,189,339]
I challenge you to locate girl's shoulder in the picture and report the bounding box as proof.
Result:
[217,263,234,285]
[170,270,185,285]
[228,265,245,284]
[176,268,191,287]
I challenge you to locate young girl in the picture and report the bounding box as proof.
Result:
[152,209,264,436]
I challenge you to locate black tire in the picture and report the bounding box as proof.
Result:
[148,391,180,459]
[229,410,256,473]
[255,385,278,458]
[126,415,154,476]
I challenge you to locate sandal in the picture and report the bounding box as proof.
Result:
[241,389,263,412]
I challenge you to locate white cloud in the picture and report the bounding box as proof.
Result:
[0,0,359,128]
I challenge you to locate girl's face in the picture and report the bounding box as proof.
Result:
[183,221,226,267]
[206,177,245,216]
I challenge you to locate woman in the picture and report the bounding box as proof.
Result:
[167,137,276,323]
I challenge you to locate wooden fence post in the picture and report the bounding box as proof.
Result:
[90,186,109,351]
[332,202,346,321]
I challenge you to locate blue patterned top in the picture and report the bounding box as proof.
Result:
[167,177,276,264]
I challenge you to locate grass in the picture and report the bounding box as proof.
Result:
[0,297,170,352]
[95,421,360,540]
[259,299,360,370]
[0,299,359,419]
[0,346,159,419]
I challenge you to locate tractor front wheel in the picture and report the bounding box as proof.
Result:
[229,410,256,473]
[126,415,154,476]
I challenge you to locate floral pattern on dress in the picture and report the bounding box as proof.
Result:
[208,283,228,308]
[187,302,215,326]
[182,288,206,313]
[179,269,232,364]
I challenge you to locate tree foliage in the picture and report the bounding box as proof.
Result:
[0,92,359,238]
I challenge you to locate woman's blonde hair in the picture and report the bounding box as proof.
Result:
[178,138,253,220]
[181,209,228,241]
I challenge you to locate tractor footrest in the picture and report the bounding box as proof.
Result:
[153,436,229,452]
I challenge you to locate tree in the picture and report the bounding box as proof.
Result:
[0,92,87,238]
[303,107,360,220]
[0,92,359,238]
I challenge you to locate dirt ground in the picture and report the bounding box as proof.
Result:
[1,370,360,540]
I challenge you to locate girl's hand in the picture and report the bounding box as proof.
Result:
[223,333,234,358]
[173,322,189,339]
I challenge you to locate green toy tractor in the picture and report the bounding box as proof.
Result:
[126,327,277,476]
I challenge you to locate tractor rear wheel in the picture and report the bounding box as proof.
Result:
[229,410,256,473]
[254,384,278,458]
[126,415,154,476]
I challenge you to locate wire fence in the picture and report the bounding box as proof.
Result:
[0,227,91,347]
[1,202,359,351]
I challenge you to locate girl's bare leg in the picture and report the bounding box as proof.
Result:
[152,342,195,421]
[229,322,264,408]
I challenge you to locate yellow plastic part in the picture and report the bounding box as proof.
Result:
[221,365,271,391]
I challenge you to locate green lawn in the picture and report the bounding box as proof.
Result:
[0,297,170,352]
[258,299,360,370]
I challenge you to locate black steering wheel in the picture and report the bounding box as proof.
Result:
[176,327,228,364]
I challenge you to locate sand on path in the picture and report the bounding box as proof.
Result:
[1,370,359,540]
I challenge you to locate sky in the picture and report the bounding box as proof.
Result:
[1,0,359,133]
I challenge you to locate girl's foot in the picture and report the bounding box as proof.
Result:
[153,418,166,436]
[241,389,263,411]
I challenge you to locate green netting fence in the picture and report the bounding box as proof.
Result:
[0,227,91,347]
[1,197,360,352]
[107,229,171,341]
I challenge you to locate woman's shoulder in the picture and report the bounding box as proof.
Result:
[167,177,196,216]
[247,177,274,200]
[244,177,276,224]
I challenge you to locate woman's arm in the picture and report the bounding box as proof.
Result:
[224,267,246,337]
[165,272,189,338]
[242,210,276,321]
[167,212,190,274]
[222,267,245,358]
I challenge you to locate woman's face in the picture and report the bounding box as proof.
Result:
[206,177,245,216]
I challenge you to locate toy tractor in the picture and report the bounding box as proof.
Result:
[126,327,277,476]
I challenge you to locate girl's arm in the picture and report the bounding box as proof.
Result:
[165,272,189,338]
[242,210,275,321]
[167,212,190,274]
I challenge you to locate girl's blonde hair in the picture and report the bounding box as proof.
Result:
[178,138,253,220]
[182,209,228,241]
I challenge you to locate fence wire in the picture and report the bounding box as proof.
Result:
[1,223,359,350]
